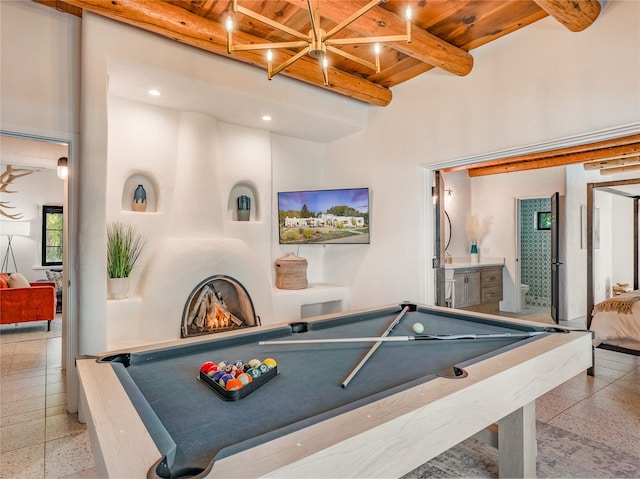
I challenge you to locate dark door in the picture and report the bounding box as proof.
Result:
[550,192,561,324]
[434,172,446,306]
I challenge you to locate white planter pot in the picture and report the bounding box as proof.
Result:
[108,277,130,299]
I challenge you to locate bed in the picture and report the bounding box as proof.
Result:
[589,291,640,354]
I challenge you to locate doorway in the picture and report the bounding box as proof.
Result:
[517,197,553,318]
[0,132,70,368]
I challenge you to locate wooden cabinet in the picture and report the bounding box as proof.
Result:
[453,270,481,309]
[452,265,503,313]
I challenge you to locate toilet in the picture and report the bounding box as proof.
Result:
[520,284,529,309]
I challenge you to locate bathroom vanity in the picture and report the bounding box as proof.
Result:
[445,261,504,313]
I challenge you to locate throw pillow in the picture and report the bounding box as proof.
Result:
[46,270,64,293]
[8,272,30,288]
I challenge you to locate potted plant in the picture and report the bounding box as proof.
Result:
[107,222,147,299]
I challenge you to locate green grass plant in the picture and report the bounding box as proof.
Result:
[107,222,147,278]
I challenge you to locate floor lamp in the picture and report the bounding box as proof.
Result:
[1,221,31,273]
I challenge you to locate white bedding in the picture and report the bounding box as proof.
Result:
[590,299,640,350]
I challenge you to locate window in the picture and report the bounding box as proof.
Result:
[42,205,63,266]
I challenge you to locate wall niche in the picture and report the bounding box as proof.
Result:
[122,174,158,213]
[228,182,259,222]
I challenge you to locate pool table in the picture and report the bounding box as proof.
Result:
[77,303,592,478]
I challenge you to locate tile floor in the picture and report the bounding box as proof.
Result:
[1,313,639,478]
[0,317,98,479]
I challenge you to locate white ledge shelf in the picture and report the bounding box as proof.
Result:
[271,283,350,322]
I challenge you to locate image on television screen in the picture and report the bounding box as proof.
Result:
[278,188,370,244]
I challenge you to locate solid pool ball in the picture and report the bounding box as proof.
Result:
[262,358,277,369]
[246,368,262,379]
[237,373,253,386]
[200,361,215,373]
[258,363,269,374]
[412,322,424,334]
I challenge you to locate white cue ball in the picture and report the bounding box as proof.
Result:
[412,322,424,334]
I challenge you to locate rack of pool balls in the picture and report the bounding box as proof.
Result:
[198,358,278,400]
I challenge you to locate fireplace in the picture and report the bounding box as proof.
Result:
[135,238,274,344]
[182,275,259,337]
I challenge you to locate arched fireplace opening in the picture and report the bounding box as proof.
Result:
[181,275,260,338]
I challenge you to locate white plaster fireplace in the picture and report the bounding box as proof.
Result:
[106,238,274,349]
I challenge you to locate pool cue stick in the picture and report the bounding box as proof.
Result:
[259,331,546,346]
[340,305,410,388]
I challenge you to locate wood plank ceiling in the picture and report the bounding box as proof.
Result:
[37,0,601,107]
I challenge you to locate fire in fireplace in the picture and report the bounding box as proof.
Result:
[181,275,260,338]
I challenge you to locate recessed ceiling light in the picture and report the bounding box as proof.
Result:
[262,115,272,121]
[148,89,161,97]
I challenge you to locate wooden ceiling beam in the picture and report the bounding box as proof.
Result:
[444,134,640,177]
[532,0,601,32]
[36,0,393,106]
[599,161,640,176]
[467,143,640,177]
[583,155,640,170]
[284,0,474,77]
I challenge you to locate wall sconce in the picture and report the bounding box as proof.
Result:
[432,187,453,204]
[57,157,68,180]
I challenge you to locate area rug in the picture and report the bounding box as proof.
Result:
[403,421,640,478]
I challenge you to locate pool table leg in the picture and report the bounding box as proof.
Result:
[498,401,536,478]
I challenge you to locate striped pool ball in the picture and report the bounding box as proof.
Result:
[218,373,234,387]
[247,359,261,369]
[233,360,245,370]
[258,363,269,374]
[237,373,253,386]
[225,378,243,391]
[200,361,215,373]
[246,368,261,379]
[212,371,226,382]
[262,358,277,369]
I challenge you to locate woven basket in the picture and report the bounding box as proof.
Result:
[275,253,308,290]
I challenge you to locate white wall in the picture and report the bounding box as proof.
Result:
[0,164,64,281]
[611,194,634,288]
[324,1,640,312]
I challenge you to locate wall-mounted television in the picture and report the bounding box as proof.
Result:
[278,187,370,244]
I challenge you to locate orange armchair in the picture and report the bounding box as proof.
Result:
[0,281,57,331]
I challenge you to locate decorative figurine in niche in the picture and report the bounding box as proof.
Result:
[133,184,147,212]
[237,195,250,221]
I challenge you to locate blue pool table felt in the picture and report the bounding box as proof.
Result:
[109,304,553,478]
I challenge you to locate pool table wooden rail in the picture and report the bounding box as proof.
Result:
[77,304,592,478]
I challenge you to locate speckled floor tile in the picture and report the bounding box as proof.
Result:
[0,396,46,418]
[45,413,87,442]
[0,408,45,428]
[0,443,44,479]
[0,417,45,453]
[1,383,46,404]
[44,430,96,479]
[57,467,100,479]
[45,405,68,418]
[536,390,580,422]
[549,412,640,457]
[45,392,66,408]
